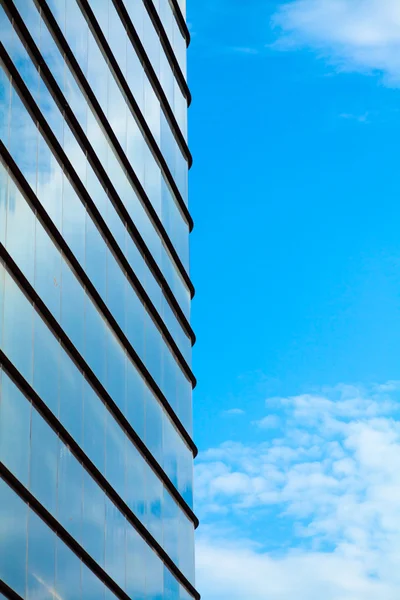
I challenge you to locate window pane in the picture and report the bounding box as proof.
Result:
[55,536,82,600]
[5,179,35,286]
[58,445,83,543]
[105,499,126,589]
[82,469,105,568]
[27,510,56,600]
[3,271,34,384]
[59,350,83,445]
[30,408,58,515]
[0,371,31,486]
[126,527,146,600]
[0,479,28,597]
[83,381,106,474]
[33,312,59,416]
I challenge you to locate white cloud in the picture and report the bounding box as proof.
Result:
[273,0,400,84]
[340,112,369,123]
[196,382,400,599]
[254,414,281,429]
[222,408,246,416]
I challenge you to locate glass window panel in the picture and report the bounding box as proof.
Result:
[37,133,63,232]
[180,585,193,600]
[126,110,145,188]
[0,54,11,147]
[162,415,179,489]
[125,442,145,519]
[126,362,145,440]
[62,173,86,266]
[164,565,179,600]
[3,271,34,383]
[106,330,126,413]
[33,308,60,417]
[83,380,106,474]
[145,463,163,544]
[82,566,105,600]
[143,9,160,80]
[85,299,107,384]
[179,437,193,508]
[106,248,126,331]
[107,74,128,155]
[0,479,28,597]
[126,38,144,114]
[57,445,83,543]
[82,468,105,568]
[27,510,56,600]
[9,86,38,193]
[105,410,126,498]
[144,312,162,387]
[85,214,106,301]
[0,164,7,248]
[126,289,145,361]
[64,0,88,73]
[160,49,174,108]
[145,544,163,600]
[34,220,62,319]
[55,536,82,600]
[61,258,85,356]
[126,527,146,600]
[63,124,87,185]
[163,348,177,415]
[0,263,4,347]
[87,20,108,113]
[86,109,108,175]
[0,370,31,487]
[30,407,58,515]
[144,143,161,215]
[163,488,179,566]
[59,350,83,445]
[105,499,126,589]
[178,374,193,436]
[145,384,163,465]
[179,513,195,584]
[37,55,63,144]
[5,176,35,286]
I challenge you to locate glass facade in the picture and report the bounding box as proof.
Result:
[0,1,197,600]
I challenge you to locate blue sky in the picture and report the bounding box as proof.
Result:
[188,1,400,598]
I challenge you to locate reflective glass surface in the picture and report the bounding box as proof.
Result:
[0,0,195,597]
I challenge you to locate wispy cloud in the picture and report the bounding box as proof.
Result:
[222,408,246,416]
[340,112,370,123]
[196,381,400,599]
[229,46,259,55]
[254,414,281,429]
[272,0,400,84]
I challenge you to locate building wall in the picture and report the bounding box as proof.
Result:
[0,1,198,599]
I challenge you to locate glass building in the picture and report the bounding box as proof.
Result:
[0,1,198,600]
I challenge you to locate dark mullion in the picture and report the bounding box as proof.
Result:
[0,148,199,523]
